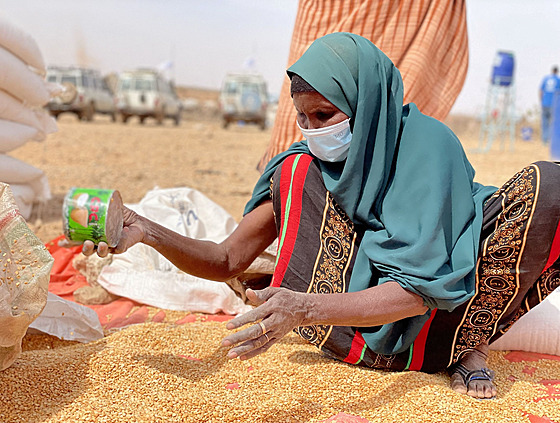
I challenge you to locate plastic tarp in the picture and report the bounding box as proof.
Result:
[0,183,53,370]
[28,292,104,343]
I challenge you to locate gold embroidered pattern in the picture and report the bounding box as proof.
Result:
[451,166,537,363]
[296,193,356,348]
[372,354,396,369]
[541,268,560,298]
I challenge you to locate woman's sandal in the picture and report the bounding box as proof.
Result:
[452,363,496,399]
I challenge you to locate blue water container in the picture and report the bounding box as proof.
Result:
[521,126,533,141]
[550,94,560,160]
[491,51,515,86]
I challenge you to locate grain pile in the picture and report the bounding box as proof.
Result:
[3,322,560,422]
[3,115,559,422]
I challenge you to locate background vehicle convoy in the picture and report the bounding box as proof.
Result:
[116,69,182,125]
[219,73,269,130]
[46,67,117,121]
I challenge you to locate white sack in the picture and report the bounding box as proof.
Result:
[28,292,104,343]
[490,287,560,356]
[8,178,51,220]
[0,154,44,184]
[0,13,45,72]
[0,46,50,106]
[28,175,50,202]
[0,120,40,152]
[0,90,56,139]
[99,266,251,315]
[7,183,35,205]
[8,183,35,219]
[0,155,51,219]
[137,186,238,244]
[98,187,251,315]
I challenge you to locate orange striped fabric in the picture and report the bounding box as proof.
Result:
[258,0,468,171]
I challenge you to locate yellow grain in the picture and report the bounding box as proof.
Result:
[0,320,558,423]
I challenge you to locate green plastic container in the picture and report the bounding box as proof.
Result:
[62,188,123,247]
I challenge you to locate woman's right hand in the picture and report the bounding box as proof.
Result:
[82,206,145,257]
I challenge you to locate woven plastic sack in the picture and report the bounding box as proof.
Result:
[0,89,57,139]
[0,12,46,73]
[0,183,53,371]
[0,120,40,152]
[490,287,560,356]
[0,46,50,107]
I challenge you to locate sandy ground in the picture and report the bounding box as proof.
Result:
[10,112,551,244]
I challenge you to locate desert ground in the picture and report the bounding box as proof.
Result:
[10,107,551,244]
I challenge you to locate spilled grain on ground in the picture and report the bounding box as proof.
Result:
[1,322,559,422]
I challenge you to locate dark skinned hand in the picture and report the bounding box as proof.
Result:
[58,206,145,257]
[221,287,311,360]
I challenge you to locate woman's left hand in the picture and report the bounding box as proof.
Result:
[221,287,311,360]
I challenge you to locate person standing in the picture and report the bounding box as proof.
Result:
[540,66,560,143]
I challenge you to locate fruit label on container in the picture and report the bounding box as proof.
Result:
[63,188,114,245]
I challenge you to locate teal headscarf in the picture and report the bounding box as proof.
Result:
[245,33,497,355]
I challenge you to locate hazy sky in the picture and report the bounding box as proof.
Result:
[1,0,559,117]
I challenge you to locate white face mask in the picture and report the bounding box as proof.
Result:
[297,118,352,162]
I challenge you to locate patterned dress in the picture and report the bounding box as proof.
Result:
[270,154,560,372]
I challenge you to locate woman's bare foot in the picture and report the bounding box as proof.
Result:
[450,342,497,399]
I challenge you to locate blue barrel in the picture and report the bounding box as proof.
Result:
[521,126,533,141]
[551,93,560,160]
[491,51,515,86]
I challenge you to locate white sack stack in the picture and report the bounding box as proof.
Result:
[0,13,58,219]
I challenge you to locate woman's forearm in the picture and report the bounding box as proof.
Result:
[138,201,278,282]
[302,281,429,327]
[140,216,232,280]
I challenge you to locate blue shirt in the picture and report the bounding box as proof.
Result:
[541,74,560,108]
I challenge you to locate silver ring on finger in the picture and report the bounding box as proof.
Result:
[258,321,267,335]
[263,333,270,343]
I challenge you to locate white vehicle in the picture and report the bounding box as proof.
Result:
[46,67,116,121]
[116,69,182,125]
[219,73,268,130]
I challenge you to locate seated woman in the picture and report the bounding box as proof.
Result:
[84,33,560,399]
